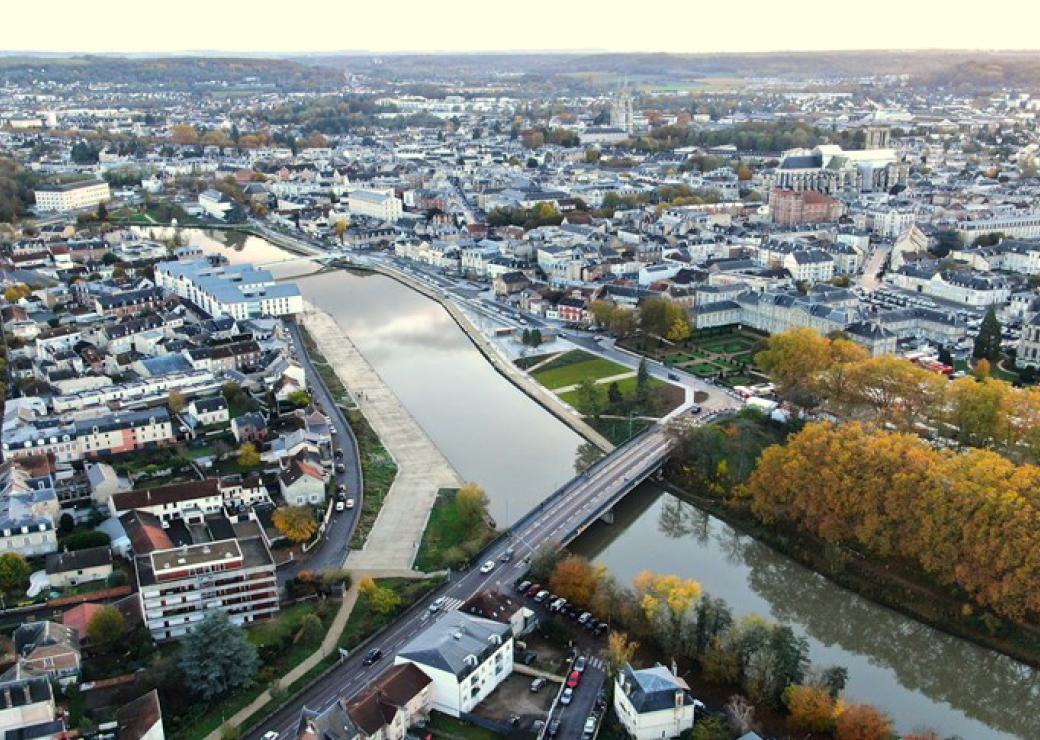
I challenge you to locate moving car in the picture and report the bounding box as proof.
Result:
[574,655,587,673]
[479,560,496,574]
[583,716,597,737]
[335,500,345,512]
[362,648,382,666]
[336,463,346,473]
[428,596,446,614]
[548,719,561,737]
[560,687,574,705]
[344,498,355,509]
[566,670,582,689]
[261,733,279,740]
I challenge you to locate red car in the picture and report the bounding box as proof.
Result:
[525,584,542,598]
[566,670,581,689]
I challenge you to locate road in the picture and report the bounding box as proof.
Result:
[246,427,674,739]
[279,321,364,581]
[858,242,891,291]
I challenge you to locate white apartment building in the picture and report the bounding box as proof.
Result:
[614,663,698,740]
[348,189,403,222]
[154,259,303,319]
[957,214,1040,241]
[34,180,111,212]
[395,612,514,717]
[873,208,916,239]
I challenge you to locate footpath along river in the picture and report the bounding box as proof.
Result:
[178,227,1035,738]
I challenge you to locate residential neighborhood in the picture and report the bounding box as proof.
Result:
[0,29,1039,740]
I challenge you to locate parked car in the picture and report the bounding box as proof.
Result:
[560,688,574,706]
[479,560,496,574]
[521,651,537,666]
[548,719,561,737]
[529,677,546,693]
[526,584,542,598]
[578,611,592,625]
[574,655,587,673]
[583,716,597,737]
[362,648,382,666]
[534,590,550,603]
[667,372,680,381]
[566,670,581,689]
[336,483,346,493]
[517,580,532,593]
[335,500,345,512]
[261,733,279,740]
[335,449,344,458]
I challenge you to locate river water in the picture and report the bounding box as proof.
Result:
[171,228,1035,739]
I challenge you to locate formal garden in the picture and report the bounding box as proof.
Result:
[621,327,767,387]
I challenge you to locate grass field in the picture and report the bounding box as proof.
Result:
[558,375,657,408]
[414,489,496,572]
[532,350,629,389]
[426,714,500,739]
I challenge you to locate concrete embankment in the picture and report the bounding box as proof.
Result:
[299,302,462,571]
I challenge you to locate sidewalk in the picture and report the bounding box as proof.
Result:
[204,582,360,740]
[300,302,462,571]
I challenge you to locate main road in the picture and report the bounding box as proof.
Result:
[246,426,676,739]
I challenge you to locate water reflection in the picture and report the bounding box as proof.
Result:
[573,489,1033,739]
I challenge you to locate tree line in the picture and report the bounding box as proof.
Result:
[537,554,897,739]
[756,327,1040,464]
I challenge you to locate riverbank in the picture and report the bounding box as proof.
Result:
[299,301,463,571]
[660,477,1040,671]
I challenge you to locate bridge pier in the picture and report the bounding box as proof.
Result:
[599,508,615,525]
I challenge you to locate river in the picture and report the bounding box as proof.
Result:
[169,228,1035,739]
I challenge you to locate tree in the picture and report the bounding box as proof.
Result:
[170,124,200,145]
[633,570,703,652]
[296,613,324,644]
[835,704,892,740]
[973,306,1003,362]
[167,389,187,413]
[636,358,650,392]
[605,631,639,675]
[639,297,686,340]
[575,378,604,418]
[756,327,859,406]
[86,605,127,648]
[574,442,604,473]
[784,684,838,734]
[725,695,756,736]
[530,328,542,346]
[96,202,108,221]
[607,381,624,408]
[0,552,31,592]
[359,577,400,615]
[529,542,561,581]
[179,611,259,701]
[690,717,730,740]
[237,442,261,468]
[550,556,605,605]
[456,483,490,525]
[334,219,348,242]
[273,506,318,543]
[59,512,75,535]
[666,313,691,343]
[287,390,311,408]
[521,328,531,346]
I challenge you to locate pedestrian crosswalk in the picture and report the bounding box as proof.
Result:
[584,656,606,671]
[440,597,465,612]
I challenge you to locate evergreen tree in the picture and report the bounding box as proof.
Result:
[607,381,623,408]
[530,328,542,346]
[179,611,259,701]
[973,307,1003,362]
[521,328,531,346]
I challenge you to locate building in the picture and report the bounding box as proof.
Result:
[0,678,61,738]
[45,546,113,589]
[110,479,225,524]
[348,189,403,222]
[117,690,165,740]
[394,612,513,717]
[956,213,1040,241]
[278,456,327,506]
[1017,313,1040,370]
[769,189,843,226]
[155,259,303,320]
[34,180,111,213]
[132,525,279,641]
[11,621,81,682]
[614,663,697,740]
[199,189,236,221]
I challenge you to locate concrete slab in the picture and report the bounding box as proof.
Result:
[299,302,462,572]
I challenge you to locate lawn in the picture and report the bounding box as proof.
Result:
[558,375,658,407]
[532,350,630,390]
[426,714,500,739]
[414,489,497,572]
[588,416,654,445]
[348,409,399,549]
[339,578,441,651]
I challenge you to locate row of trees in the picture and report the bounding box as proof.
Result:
[589,296,691,343]
[541,556,898,738]
[756,327,1040,463]
[746,420,1040,622]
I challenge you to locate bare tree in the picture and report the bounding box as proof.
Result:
[725,695,756,736]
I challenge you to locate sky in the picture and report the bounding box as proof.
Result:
[3,0,1040,55]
